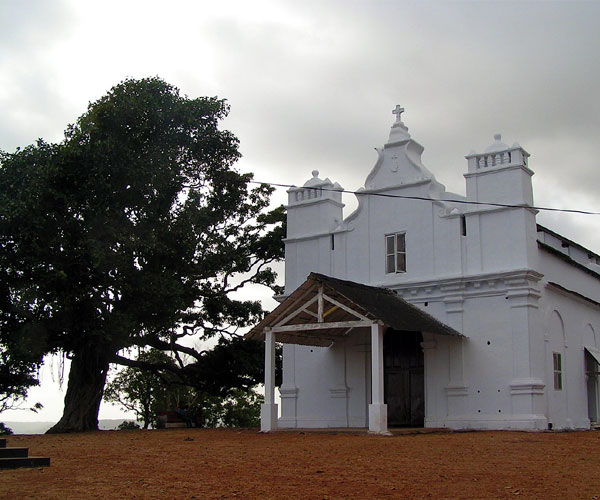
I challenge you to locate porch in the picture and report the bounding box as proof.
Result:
[246,273,464,434]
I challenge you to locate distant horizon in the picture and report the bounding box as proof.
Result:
[2,418,139,435]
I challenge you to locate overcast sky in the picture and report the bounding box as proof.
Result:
[2,0,599,424]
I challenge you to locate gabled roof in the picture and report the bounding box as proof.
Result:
[246,273,463,347]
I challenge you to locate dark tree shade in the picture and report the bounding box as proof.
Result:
[0,77,284,432]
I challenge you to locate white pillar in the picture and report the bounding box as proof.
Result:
[260,328,278,432]
[368,322,389,434]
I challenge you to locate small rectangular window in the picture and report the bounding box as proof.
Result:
[460,215,467,237]
[330,234,335,251]
[553,352,562,390]
[385,233,406,274]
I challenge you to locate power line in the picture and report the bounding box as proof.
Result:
[251,181,600,216]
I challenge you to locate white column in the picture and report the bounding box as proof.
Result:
[260,328,278,432]
[368,322,389,434]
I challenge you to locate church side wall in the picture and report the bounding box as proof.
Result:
[459,293,538,428]
[537,250,600,429]
[420,288,546,430]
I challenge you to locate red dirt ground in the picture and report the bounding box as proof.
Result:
[1,428,599,500]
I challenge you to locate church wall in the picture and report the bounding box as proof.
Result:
[367,192,436,285]
[536,247,600,428]
[340,213,371,283]
[460,294,521,426]
[345,333,370,428]
[433,215,463,277]
[538,284,600,429]
[342,189,464,288]
[284,235,335,293]
[280,332,370,429]
[476,209,537,273]
[421,333,451,427]
[466,166,533,207]
[280,345,337,428]
[330,231,348,280]
[538,248,600,301]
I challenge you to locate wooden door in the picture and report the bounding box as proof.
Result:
[384,330,424,427]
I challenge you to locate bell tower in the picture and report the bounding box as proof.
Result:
[462,134,538,274]
[286,170,344,239]
[464,134,533,207]
[284,171,344,293]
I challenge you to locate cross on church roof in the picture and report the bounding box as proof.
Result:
[392,105,404,123]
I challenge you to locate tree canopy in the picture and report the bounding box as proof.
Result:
[0,77,284,432]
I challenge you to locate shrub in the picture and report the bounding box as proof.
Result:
[117,420,140,430]
[0,422,13,435]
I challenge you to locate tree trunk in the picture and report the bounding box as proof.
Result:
[46,345,110,434]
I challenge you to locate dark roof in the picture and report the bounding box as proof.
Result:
[312,274,462,336]
[246,273,463,346]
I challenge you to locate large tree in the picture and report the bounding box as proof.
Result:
[0,77,284,433]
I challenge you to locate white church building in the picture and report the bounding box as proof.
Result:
[248,107,600,433]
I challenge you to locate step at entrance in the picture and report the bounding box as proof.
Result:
[0,438,50,469]
[0,447,28,458]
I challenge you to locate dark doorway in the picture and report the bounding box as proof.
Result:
[384,330,424,427]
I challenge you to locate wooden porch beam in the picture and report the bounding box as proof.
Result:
[322,293,371,321]
[271,320,372,333]
[318,285,324,323]
[275,295,318,327]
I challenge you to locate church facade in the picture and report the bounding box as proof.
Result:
[249,107,600,432]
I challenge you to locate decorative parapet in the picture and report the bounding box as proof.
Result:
[287,170,343,207]
[465,134,530,174]
[290,186,325,203]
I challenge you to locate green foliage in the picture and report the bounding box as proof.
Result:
[212,389,263,428]
[116,420,141,430]
[105,348,265,429]
[177,389,263,429]
[180,337,266,396]
[0,422,13,435]
[0,345,40,413]
[0,77,285,432]
[104,349,188,429]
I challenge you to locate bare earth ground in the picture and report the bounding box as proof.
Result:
[1,428,599,500]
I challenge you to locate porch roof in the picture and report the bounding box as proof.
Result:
[246,273,464,347]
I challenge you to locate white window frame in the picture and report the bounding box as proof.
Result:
[385,232,406,274]
[553,352,562,391]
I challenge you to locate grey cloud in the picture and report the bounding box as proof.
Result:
[1,0,598,251]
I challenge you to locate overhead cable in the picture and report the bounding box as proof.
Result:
[250,181,600,216]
